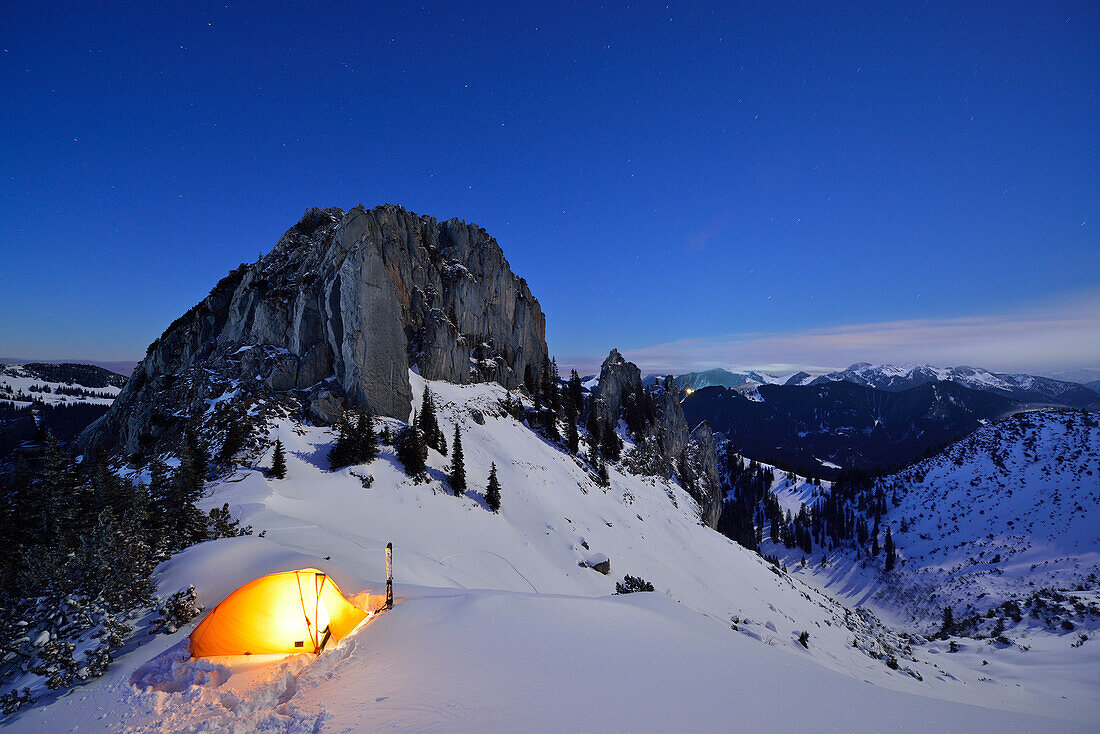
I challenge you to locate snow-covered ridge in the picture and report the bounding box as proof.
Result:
[6,377,1096,731]
[0,363,124,407]
[810,362,1100,406]
[766,409,1099,672]
[634,363,1100,408]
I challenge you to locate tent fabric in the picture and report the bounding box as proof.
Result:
[189,569,368,657]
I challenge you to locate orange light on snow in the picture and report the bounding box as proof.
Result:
[188,569,369,657]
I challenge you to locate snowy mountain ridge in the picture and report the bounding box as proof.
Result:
[769,409,1100,630]
[808,363,1100,407]
[6,378,1097,731]
[634,363,1100,408]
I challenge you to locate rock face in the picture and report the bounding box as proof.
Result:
[593,349,642,429]
[650,375,689,462]
[588,349,721,527]
[681,422,723,529]
[82,204,548,456]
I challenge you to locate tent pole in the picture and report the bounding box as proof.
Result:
[385,542,393,610]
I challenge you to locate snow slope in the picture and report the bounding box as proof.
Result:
[5,379,1096,731]
[763,410,1100,724]
[0,364,123,407]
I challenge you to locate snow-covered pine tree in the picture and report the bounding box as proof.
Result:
[271,438,287,479]
[352,409,379,464]
[449,424,466,496]
[417,388,446,454]
[396,424,428,479]
[485,462,501,513]
[328,413,355,469]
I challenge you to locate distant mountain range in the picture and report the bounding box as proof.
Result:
[682,379,1051,477]
[642,363,1099,410]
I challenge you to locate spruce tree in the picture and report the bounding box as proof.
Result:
[449,424,466,496]
[328,414,355,470]
[940,606,954,637]
[396,425,428,479]
[218,409,248,466]
[884,526,896,571]
[485,462,501,513]
[165,422,211,549]
[353,410,379,464]
[146,457,172,537]
[565,412,580,454]
[565,369,584,418]
[417,388,445,454]
[271,438,287,479]
[600,420,622,462]
[595,458,610,488]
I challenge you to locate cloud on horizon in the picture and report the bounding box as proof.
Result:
[560,292,1100,377]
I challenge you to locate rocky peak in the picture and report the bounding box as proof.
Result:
[593,349,642,428]
[81,204,548,456]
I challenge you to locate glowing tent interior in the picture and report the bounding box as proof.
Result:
[189,569,373,657]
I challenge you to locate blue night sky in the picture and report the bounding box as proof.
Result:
[2,2,1097,374]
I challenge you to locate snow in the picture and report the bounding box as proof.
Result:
[4,377,1096,731]
[0,364,122,407]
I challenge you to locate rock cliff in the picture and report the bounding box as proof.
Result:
[81,204,547,456]
[681,422,724,529]
[589,349,721,528]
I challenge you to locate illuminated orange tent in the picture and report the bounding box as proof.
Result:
[189,569,369,657]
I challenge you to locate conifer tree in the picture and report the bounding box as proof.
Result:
[565,369,584,418]
[584,435,598,464]
[485,462,501,513]
[940,606,954,637]
[353,410,379,464]
[165,422,211,549]
[884,526,896,571]
[396,424,428,479]
[449,424,466,496]
[328,414,355,470]
[146,457,172,535]
[565,412,580,454]
[417,388,445,454]
[218,409,248,466]
[271,438,287,479]
[585,406,601,445]
[600,420,622,462]
[595,458,610,488]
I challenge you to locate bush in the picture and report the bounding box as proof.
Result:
[152,586,203,634]
[614,575,655,594]
[798,630,810,648]
[0,688,33,715]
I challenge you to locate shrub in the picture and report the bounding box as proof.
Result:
[614,575,655,594]
[152,586,204,634]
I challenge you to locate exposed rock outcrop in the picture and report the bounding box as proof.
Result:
[593,349,642,429]
[680,422,723,529]
[589,349,722,527]
[649,375,689,462]
[81,204,548,456]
